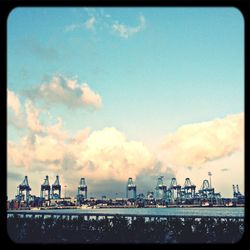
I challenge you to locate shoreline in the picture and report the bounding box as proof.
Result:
[7,204,245,212]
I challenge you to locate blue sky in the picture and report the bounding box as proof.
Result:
[7,7,244,198]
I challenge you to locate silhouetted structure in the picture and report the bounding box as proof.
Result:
[51,175,61,199]
[155,176,167,200]
[126,177,136,199]
[40,176,50,200]
[77,178,87,205]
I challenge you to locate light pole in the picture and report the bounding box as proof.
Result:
[208,172,212,188]
[208,172,212,204]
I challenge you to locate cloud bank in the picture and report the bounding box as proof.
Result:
[8,125,156,183]
[112,14,146,38]
[8,90,21,116]
[25,75,102,109]
[7,89,27,129]
[8,86,244,198]
[161,113,244,167]
[25,100,44,132]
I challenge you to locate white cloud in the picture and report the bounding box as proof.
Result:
[8,134,36,169]
[65,17,96,32]
[84,17,96,30]
[71,128,91,144]
[7,89,26,129]
[77,127,155,181]
[8,127,156,184]
[46,117,69,141]
[25,99,44,133]
[7,89,21,116]
[161,113,244,167]
[80,84,102,108]
[25,74,102,109]
[8,101,70,172]
[112,14,146,38]
[7,88,154,189]
[65,12,145,39]
[8,108,244,198]
[7,89,72,135]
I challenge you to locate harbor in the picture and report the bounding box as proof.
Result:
[7,206,245,218]
[7,173,245,243]
[6,5,245,244]
[7,173,245,211]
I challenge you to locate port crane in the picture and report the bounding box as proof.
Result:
[126,177,136,199]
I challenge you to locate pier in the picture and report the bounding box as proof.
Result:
[7,210,244,221]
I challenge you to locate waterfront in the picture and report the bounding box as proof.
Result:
[10,174,245,211]
[7,207,244,243]
[8,207,244,217]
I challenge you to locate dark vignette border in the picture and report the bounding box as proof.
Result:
[0,0,249,248]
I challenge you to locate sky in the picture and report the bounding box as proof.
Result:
[7,7,244,199]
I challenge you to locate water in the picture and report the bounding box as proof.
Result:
[11,207,244,217]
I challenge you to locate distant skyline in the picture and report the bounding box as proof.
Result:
[7,7,244,199]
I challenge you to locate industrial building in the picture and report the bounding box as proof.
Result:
[7,173,244,210]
